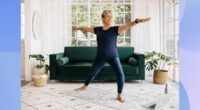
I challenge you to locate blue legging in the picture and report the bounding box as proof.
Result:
[84,57,125,94]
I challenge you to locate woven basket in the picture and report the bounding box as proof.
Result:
[153,70,168,85]
[32,74,48,87]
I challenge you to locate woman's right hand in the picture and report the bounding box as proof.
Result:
[72,26,79,32]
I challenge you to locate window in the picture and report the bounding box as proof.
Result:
[164,0,179,82]
[71,0,133,46]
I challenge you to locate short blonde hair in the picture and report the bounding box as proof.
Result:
[101,10,112,18]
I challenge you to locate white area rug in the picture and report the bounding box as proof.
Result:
[21,78,179,110]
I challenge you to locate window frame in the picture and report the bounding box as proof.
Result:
[71,0,133,46]
[164,0,179,83]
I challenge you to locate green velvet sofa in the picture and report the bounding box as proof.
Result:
[49,46,145,81]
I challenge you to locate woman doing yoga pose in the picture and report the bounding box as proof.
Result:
[73,10,150,102]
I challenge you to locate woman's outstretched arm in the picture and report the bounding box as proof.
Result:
[118,18,151,34]
[73,27,95,34]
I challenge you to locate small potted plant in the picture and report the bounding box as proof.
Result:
[145,51,175,84]
[29,54,49,87]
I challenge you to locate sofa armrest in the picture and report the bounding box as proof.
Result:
[131,53,145,79]
[49,53,64,79]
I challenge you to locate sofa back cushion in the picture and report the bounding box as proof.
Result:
[64,47,97,62]
[117,47,134,62]
[64,46,134,62]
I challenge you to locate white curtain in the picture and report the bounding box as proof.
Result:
[36,0,72,67]
[132,0,162,76]
[132,0,161,53]
[25,0,72,81]
[40,0,72,55]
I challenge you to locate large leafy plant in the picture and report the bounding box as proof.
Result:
[145,51,172,71]
[29,54,49,74]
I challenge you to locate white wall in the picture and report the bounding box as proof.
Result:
[24,0,32,81]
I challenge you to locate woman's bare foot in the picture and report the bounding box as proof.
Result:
[75,85,87,91]
[117,93,125,103]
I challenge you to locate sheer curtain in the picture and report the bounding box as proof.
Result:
[24,0,72,81]
[132,0,161,53]
[40,0,72,55]
[132,0,162,76]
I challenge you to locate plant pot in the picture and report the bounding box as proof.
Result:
[153,70,168,84]
[32,74,48,87]
[33,67,46,75]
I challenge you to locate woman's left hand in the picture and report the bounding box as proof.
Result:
[138,18,151,23]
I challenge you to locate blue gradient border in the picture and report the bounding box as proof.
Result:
[0,0,200,109]
[0,0,20,109]
[180,0,200,110]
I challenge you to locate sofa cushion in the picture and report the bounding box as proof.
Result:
[64,46,134,62]
[128,57,137,65]
[58,62,139,76]
[62,62,110,67]
[57,57,69,65]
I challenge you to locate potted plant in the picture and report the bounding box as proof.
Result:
[29,54,49,87]
[145,51,175,84]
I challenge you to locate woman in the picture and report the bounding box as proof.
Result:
[73,10,150,102]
